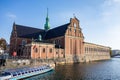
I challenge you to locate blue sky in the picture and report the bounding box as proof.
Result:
[0,0,120,49]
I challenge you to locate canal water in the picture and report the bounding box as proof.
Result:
[25,58,120,80]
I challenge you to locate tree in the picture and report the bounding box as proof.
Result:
[0,38,7,50]
[110,49,112,57]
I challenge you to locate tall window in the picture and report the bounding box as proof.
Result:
[69,28,71,31]
[74,23,77,28]
[58,40,60,44]
[75,40,76,54]
[85,47,87,53]
[22,40,27,45]
[70,39,72,54]
[55,40,57,44]
[43,48,45,53]
[74,23,77,32]
[34,48,38,53]
[49,48,52,53]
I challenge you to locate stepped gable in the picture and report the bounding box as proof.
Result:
[45,23,70,39]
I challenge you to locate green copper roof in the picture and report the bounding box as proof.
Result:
[44,8,50,31]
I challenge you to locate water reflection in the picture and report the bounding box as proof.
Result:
[25,58,120,80]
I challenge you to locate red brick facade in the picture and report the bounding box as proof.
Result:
[22,42,64,59]
[10,17,110,62]
[65,18,84,55]
[10,17,84,59]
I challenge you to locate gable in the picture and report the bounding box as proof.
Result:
[65,17,84,38]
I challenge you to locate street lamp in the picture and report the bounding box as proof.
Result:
[46,46,48,59]
[58,45,61,58]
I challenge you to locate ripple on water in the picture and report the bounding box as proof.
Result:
[25,58,120,80]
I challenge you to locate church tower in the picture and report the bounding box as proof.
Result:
[44,8,50,31]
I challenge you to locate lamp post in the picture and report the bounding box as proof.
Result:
[58,45,61,58]
[39,45,41,59]
[46,46,48,59]
[35,42,37,66]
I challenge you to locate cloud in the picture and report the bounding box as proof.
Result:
[6,12,17,20]
[100,0,120,49]
[103,0,120,6]
[111,0,120,3]
[84,0,120,49]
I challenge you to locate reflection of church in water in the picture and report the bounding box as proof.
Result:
[10,11,111,63]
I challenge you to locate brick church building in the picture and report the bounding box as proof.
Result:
[10,11,110,63]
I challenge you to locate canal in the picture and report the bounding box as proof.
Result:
[25,58,120,80]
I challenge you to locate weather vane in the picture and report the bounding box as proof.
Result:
[73,13,76,18]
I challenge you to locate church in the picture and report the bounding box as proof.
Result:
[10,11,111,63]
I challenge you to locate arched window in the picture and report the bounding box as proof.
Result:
[49,48,52,53]
[43,48,45,53]
[74,23,77,28]
[74,23,77,32]
[22,40,27,45]
[69,28,71,31]
[34,48,38,53]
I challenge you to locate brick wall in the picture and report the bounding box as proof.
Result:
[64,17,84,60]
[84,42,111,62]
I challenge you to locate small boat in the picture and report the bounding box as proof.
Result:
[0,64,54,80]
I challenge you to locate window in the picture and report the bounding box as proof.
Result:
[57,40,58,44]
[74,29,76,32]
[53,41,55,44]
[74,23,77,28]
[43,48,45,53]
[85,47,87,52]
[55,40,57,44]
[58,40,60,44]
[34,48,38,53]
[69,28,71,31]
[22,40,27,45]
[55,39,60,44]
[49,48,52,53]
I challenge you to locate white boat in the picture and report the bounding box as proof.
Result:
[0,64,54,80]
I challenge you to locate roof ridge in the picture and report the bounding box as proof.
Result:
[15,24,44,30]
[48,23,70,31]
[84,42,110,48]
[44,23,70,39]
[20,30,45,36]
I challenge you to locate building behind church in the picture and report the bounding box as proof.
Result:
[10,12,111,63]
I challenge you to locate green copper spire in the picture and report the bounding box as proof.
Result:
[44,8,50,31]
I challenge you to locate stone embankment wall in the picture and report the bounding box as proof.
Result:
[0,58,65,71]
[65,54,85,63]
[0,52,111,72]
[0,59,31,71]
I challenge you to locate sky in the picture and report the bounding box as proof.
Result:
[0,0,120,50]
